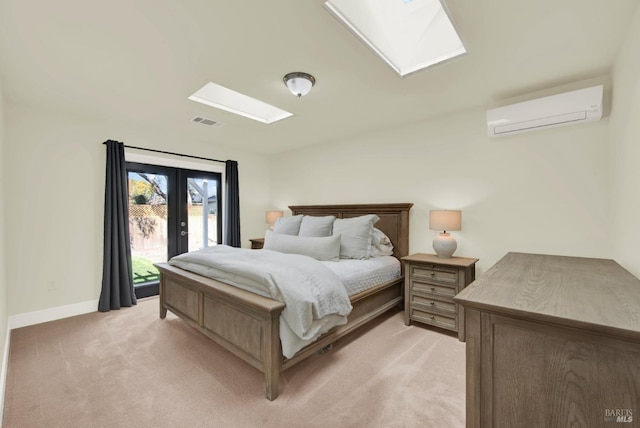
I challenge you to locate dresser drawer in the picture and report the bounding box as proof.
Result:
[411,265,458,285]
[411,294,456,315]
[410,308,456,330]
[412,280,456,298]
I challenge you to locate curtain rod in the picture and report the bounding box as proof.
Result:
[102,141,226,164]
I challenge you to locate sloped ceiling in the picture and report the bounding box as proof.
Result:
[0,0,637,154]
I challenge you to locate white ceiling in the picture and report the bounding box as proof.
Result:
[0,0,637,154]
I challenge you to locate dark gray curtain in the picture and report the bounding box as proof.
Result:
[224,160,241,247]
[99,140,137,312]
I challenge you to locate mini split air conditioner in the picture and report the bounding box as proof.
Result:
[486,85,603,137]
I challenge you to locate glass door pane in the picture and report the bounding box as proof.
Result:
[185,174,220,251]
[127,170,168,289]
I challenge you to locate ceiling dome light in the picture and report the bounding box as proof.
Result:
[283,72,316,97]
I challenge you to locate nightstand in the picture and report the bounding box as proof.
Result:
[402,253,478,341]
[249,238,264,249]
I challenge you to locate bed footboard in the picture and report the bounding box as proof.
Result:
[157,263,285,400]
[157,263,403,399]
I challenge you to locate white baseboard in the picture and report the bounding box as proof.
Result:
[8,299,99,330]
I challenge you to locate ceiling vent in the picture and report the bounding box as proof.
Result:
[192,116,223,127]
[486,85,603,137]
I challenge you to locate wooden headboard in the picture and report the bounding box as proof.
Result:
[288,203,413,259]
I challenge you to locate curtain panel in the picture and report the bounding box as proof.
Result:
[224,160,241,247]
[99,140,137,311]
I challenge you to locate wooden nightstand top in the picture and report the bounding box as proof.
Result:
[249,238,264,249]
[401,253,478,268]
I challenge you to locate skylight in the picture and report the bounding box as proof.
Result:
[324,0,466,77]
[188,82,293,124]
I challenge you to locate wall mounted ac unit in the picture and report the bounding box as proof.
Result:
[486,85,603,137]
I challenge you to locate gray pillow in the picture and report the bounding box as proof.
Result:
[263,230,340,261]
[332,214,380,259]
[298,215,336,237]
[273,215,303,235]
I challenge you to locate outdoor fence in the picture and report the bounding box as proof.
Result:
[129,204,218,256]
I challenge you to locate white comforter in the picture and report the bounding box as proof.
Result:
[168,245,353,358]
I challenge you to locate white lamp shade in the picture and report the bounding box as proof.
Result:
[429,210,462,232]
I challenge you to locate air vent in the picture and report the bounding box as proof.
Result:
[192,116,223,127]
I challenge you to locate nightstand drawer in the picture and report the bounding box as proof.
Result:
[412,280,456,298]
[411,265,458,285]
[410,309,456,330]
[411,295,456,315]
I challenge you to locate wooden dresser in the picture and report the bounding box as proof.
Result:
[402,253,478,341]
[455,252,640,427]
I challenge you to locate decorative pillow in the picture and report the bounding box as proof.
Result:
[298,215,336,237]
[263,230,340,261]
[273,214,303,235]
[370,228,394,257]
[332,214,380,259]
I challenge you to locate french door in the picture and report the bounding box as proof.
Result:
[126,162,222,298]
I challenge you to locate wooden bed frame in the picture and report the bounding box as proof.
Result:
[156,203,413,400]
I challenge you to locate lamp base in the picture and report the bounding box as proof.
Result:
[433,232,457,258]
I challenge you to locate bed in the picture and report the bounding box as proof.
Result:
[156,203,413,400]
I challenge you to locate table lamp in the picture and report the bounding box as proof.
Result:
[429,210,462,258]
[266,211,284,230]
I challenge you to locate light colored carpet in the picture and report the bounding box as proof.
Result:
[3,297,465,428]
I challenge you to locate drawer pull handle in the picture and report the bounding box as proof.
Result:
[430,272,436,276]
[430,287,435,291]
[429,315,435,320]
[430,301,435,305]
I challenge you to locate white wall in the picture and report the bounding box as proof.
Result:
[269,106,611,276]
[0,75,9,413]
[0,81,6,315]
[610,7,640,279]
[0,82,6,315]
[4,102,271,316]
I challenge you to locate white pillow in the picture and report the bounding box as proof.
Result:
[370,228,394,257]
[273,214,303,235]
[298,215,336,237]
[263,230,340,261]
[332,214,380,259]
